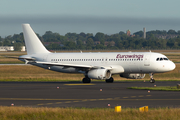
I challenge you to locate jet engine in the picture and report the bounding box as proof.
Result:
[88,69,111,80]
[120,73,145,79]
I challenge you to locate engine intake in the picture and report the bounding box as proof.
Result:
[120,73,145,79]
[88,69,111,80]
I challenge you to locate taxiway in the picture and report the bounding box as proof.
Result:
[0,81,180,108]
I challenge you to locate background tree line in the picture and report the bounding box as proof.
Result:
[0,29,180,51]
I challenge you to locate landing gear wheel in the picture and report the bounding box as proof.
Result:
[149,78,155,83]
[106,77,114,83]
[149,73,155,83]
[82,78,91,83]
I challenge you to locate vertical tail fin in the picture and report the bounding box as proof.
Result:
[22,24,50,55]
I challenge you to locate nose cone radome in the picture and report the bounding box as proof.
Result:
[170,62,176,71]
[166,61,176,71]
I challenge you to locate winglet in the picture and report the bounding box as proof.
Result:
[22,24,50,55]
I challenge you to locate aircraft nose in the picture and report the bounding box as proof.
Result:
[169,61,176,71]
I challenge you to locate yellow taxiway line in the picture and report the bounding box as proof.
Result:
[0,98,83,101]
[64,83,95,86]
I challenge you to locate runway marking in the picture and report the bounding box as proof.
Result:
[108,99,180,101]
[131,96,136,98]
[106,98,113,100]
[123,97,128,98]
[98,99,105,100]
[0,94,153,106]
[0,98,83,101]
[64,83,95,86]
[90,99,96,101]
[36,94,180,106]
[65,101,72,103]
[37,99,180,106]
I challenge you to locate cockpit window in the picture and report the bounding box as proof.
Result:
[156,57,169,61]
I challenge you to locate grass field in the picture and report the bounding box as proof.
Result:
[128,86,180,91]
[0,106,180,120]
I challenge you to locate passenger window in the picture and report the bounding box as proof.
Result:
[156,58,159,61]
[160,58,163,61]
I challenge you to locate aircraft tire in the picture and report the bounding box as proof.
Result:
[106,77,114,83]
[82,78,91,83]
[149,79,155,83]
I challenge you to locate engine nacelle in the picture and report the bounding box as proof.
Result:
[87,69,111,80]
[120,73,145,79]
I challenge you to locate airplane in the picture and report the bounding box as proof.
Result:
[18,24,176,83]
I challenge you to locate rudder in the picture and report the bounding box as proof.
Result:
[22,24,50,55]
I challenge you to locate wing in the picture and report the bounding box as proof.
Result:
[35,61,124,74]
[35,61,102,70]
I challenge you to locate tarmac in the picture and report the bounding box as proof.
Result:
[0,81,180,108]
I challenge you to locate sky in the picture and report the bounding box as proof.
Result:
[1,0,180,37]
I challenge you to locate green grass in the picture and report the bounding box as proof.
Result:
[0,61,24,64]
[0,106,180,120]
[128,86,180,91]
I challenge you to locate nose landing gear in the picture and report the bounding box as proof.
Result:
[149,73,155,83]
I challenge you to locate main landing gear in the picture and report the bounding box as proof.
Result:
[82,77,91,83]
[106,77,114,83]
[149,73,155,83]
[82,77,114,83]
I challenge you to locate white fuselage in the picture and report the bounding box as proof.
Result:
[24,52,176,75]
